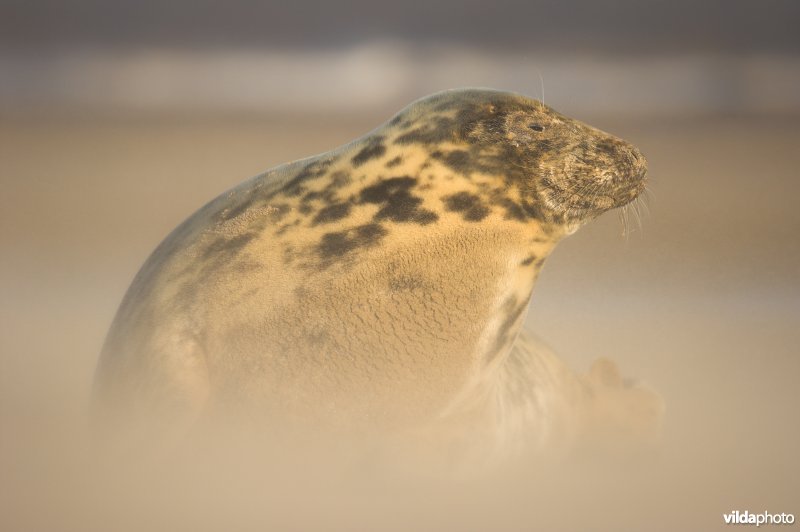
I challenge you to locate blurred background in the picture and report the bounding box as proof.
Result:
[1,1,798,531]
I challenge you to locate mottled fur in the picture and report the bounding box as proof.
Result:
[92,89,655,460]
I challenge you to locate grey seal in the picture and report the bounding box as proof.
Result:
[92,88,658,459]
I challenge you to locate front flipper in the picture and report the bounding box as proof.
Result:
[576,357,665,455]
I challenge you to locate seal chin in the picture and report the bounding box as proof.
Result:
[543,164,647,230]
[563,220,583,236]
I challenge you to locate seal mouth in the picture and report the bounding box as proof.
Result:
[541,165,646,224]
[622,167,648,202]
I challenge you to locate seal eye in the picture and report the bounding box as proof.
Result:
[528,124,545,132]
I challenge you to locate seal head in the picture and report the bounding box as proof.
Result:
[392,89,647,233]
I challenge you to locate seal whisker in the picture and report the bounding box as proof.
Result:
[633,198,643,233]
[536,69,546,110]
[618,205,628,237]
[637,193,650,219]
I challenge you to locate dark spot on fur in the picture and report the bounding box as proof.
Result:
[356,223,387,241]
[279,157,336,197]
[360,176,439,225]
[520,199,545,220]
[486,297,529,365]
[312,202,352,225]
[316,223,388,264]
[443,191,490,222]
[284,185,307,198]
[329,171,351,188]
[351,138,387,167]
[432,149,472,175]
[307,329,330,347]
[389,275,424,291]
[302,189,336,204]
[302,190,322,201]
[385,156,403,168]
[410,210,439,224]
[293,285,308,299]
[394,116,455,145]
[317,233,355,257]
[282,245,296,264]
[360,176,415,203]
[494,198,528,222]
[520,255,536,266]
[201,232,258,262]
[297,171,352,219]
[374,194,437,224]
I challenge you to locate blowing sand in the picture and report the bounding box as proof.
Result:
[1,112,798,531]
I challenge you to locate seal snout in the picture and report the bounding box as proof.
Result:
[607,140,648,203]
[627,144,648,183]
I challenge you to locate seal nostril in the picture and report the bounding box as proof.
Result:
[528,124,544,132]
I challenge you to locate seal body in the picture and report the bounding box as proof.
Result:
[92,89,651,457]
